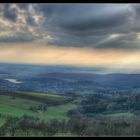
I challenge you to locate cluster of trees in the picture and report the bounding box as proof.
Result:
[1,115,140,136]
[0,115,65,136]
[67,92,140,116]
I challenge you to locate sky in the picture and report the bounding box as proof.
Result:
[1,4,140,73]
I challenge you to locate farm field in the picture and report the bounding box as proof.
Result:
[0,93,77,122]
[14,91,70,101]
[0,90,72,105]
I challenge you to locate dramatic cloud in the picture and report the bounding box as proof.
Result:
[4,5,17,22]
[1,4,140,49]
[0,4,45,43]
[36,4,140,48]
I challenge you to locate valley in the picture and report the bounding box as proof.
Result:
[1,63,140,136]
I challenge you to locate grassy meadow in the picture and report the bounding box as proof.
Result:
[0,93,77,122]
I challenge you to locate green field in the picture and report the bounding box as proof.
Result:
[14,91,70,101]
[0,118,5,127]
[0,94,77,122]
[105,112,134,119]
[43,100,77,121]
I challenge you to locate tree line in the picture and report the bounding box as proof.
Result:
[1,114,140,136]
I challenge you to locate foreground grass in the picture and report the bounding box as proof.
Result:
[43,100,77,122]
[0,118,5,127]
[0,95,77,122]
[54,132,77,137]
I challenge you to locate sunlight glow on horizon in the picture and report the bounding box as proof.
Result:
[0,41,140,71]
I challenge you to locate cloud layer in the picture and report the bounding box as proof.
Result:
[1,4,140,49]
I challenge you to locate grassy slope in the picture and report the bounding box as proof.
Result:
[14,91,69,101]
[0,95,40,117]
[0,95,77,122]
[43,100,77,122]
[0,118,5,127]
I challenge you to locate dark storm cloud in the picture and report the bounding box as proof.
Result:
[0,4,43,43]
[36,4,140,48]
[0,32,34,43]
[26,15,36,26]
[39,4,130,32]
[1,4,140,49]
[0,33,35,44]
[16,4,29,10]
[3,4,18,22]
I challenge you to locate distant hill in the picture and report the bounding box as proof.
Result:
[0,63,140,94]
